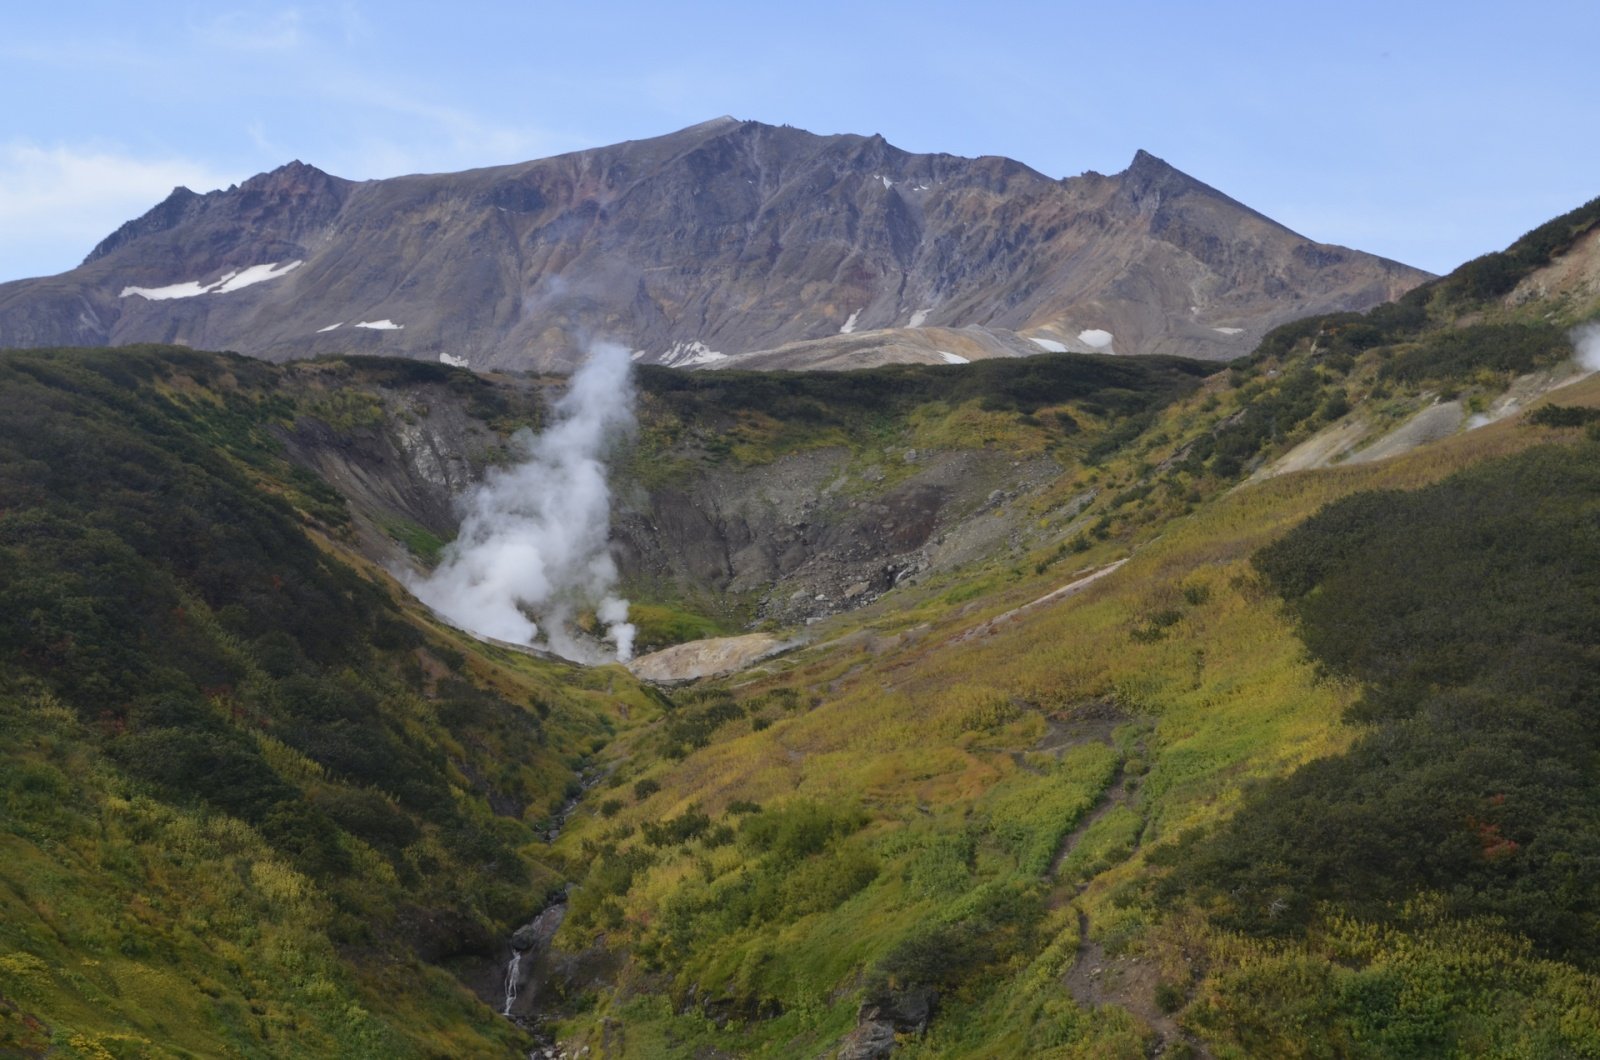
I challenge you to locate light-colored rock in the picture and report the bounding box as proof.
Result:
[627,633,795,683]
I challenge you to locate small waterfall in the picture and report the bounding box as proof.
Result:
[502,950,522,1016]
[499,901,569,1024]
[497,769,587,1030]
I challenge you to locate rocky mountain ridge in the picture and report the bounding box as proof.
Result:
[0,118,1428,371]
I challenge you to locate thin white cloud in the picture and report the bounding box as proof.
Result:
[246,120,281,157]
[313,73,560,175]
[0,142,239,281]
[190,9,308,52]
[0,37,163,72]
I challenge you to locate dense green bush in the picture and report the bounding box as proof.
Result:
[873,879,1044,993]
[1164,443,1600,964]
[638,351,1213,437]
[1434,194,1600,303]
[0,346,577,974]
[1527,403,1600,428]
[738,799,866,862]
[1378,322,1569,384]
[1184,365,1336,477]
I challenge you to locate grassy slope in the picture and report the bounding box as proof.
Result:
[0,348,663,1058]
[536,202,1600,1055]
[549,394,1598,1054]
[5,187,1600,1057]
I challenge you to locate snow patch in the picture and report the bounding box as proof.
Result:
[839,309,862,334]
[215,260,301,292]
[120,279,216,300]
[1212,326,1245,335]
[316,322,343,333]
[1078,329,1114,349]
[937,351,970,365]
[908,309,931,328]
[355,319,404,330]
[657,341,728,368]
[874,174,894,190]
[121,260,301,300]
[1029,337,1069,353]
[439,353,469,368]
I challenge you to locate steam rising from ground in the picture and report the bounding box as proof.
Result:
[1574,322,1600,372]
[410,342,636,662]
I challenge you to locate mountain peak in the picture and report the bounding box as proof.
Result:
[677,115,741,136]
[12,120,1430,366]
[243,159,335,187]
[1118,148,1257,217]
[83,185,205,265]
[1123,148,1190,186]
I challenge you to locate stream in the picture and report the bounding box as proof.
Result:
[495,764,603,1054]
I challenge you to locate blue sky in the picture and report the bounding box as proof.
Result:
[1,1,1596,282]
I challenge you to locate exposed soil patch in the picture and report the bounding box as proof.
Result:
[1063,912,1205,1058]
[958,560,1127,642]
[628,632,800,683]
[613,449,1061,627]
[1006,699,1126,773]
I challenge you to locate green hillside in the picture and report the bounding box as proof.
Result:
[4,192,1600,1058]
[0,348,656,1057]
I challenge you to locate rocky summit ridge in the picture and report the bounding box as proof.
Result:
[0,119,1429,371]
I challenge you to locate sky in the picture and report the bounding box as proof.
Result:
[1,1,1596,282]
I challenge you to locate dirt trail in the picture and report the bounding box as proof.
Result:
[1048,769,1128,878]
[1005,700,1125,773]
[1050,737,1211,1058]
[1063,908,1204,1057]
[958,559,1128,642]
[1046,725,1137,889]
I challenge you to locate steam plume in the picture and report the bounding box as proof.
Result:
[410,342,636,662]
[1574,322,1600,373]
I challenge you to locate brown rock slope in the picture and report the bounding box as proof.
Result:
[0,118,1429,370]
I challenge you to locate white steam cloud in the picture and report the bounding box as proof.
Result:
[409,342,637,663]
[1573,322,1600,373]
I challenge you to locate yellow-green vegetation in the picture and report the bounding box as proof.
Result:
[7,191,1600,1057]
[307,386,387,431]
[541,301,1600,1054]
[631,355,1212,475]
[0,347,659,1056]
[624,602,734,655]
[380,515,451,564]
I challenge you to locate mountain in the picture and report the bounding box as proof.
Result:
[5,178,1599,1054]
[0,119,1429,371]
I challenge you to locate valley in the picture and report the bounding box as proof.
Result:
[2,140,1600,1059]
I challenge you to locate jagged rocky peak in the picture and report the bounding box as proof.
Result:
[1119,148,1235,211]
[242,158,338,192]
[82,159,348,269]
[226,160,349,224]
[84,185,207,264]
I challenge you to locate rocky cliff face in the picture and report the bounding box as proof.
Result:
[0,119,1430,370]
